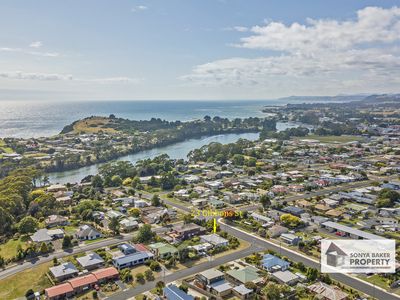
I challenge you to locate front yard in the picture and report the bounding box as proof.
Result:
[0,261,53,299]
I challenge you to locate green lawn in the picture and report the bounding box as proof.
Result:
[0,261,53,299]
[0,237,27,260]
[294,135,364,143]
[0,139,13,157]
[359,274,391,290]
[84,237,110,245]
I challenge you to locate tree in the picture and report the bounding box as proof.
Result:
[262,282,283,300]
[260,194,271,209]
[145,269,154,281]
[0,255,5,268]
[244,281,257,290]
[18,216,38,234]
[111,175,122,187]
[91,175,103,189]
[62,235,72,249]
[137,224,154,243]
[183,213,193,224]
[151,194,161,207]
[109,216,120,235]
[129,208,141,218]
[306,267,319,281]
[136,272,145,283]
[25,289,35,300]
[120,268,133,282]
[149,260,161,271]
[40,242,48,253]
[280,214,302,228]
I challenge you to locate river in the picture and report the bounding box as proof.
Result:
[48,132,260,184]
[47,121,310,184]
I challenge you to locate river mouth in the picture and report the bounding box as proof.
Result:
[48,132,260,184]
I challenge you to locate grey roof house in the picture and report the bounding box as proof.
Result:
[76,253,105,270]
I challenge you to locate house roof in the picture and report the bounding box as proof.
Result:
[45,283,73,298]
[322,221,385,240]
[113,251,153,265]
[76,252,104,268]
[262,254,290,269]
[209,280,233,292]
[163,284,194,300]
[149,243,178,254]
[200,234,228,246]
[49,262,79,278]
[308,282,348,300]
[199,269,224,280]
[76,225,101,238]
[272,270,298,283]
[92,267,119,281]
[233,284,253,295]
[31,229,52,243]
[226,266,261,284]
[68,274,97,288]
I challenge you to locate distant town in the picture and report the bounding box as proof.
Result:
[0,94,399,300]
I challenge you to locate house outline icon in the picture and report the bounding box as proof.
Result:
[325,242,348,267]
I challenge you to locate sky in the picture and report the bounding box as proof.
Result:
[0,0,399,101]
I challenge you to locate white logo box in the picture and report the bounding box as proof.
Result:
[321,239,396,273]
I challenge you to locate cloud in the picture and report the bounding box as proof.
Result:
[223,26,249,32]
[182,6,400,94]
[131,5,148,12]
[29,41,43,48]
[0,71,72,81]
[0,71,141,84]
[0,46,60,57]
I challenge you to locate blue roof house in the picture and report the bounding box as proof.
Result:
[262,254,290,272]
[163,284,194,300]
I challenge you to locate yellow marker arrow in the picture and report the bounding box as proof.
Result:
[213,218,217,233]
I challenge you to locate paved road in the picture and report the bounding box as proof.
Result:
[107,243,262,300]
[219,221,400,300]
[0,234,133,280]
[106,220,399,300]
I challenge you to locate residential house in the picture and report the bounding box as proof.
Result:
[49,262,79,282]
[262,254,290,272]
[226,266,262,285]
[92,267,119,283]
[163,284,194,300]
[200,234,229,248]
[195,269,225,291]
[233,284,253,300]
[119,217,139,232]
[268,225,289,238]
[170,223,206,241]
[321,221,385,240]
[271,270,299,286]
[282,206,305,216]
[76,253,105,270]
[281,233,301,246]
[148,242,179,259]
[308,282,348,300]
[45,283,74,300]
[112,251,154,270]
[75,225,102,241]
[45,215,69,228]
[67,274,97,294]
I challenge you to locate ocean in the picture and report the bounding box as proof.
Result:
[0,100,279,138]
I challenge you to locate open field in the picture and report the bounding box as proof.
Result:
[0,261,52,299]
[0,237,27,260]
[73,117,118,134]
